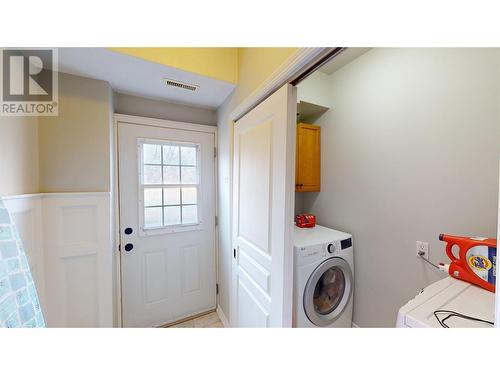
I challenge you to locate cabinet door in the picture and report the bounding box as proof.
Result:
[296,123,320,192]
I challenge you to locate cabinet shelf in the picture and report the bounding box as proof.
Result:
[297,100,329,123]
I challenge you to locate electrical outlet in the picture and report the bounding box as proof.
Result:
[416,241,429,259]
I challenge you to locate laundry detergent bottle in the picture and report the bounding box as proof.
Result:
[438,234,497,293]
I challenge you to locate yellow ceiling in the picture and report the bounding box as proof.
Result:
[109,48,238,84]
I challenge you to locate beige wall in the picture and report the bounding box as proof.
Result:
[216,48,299,322]
[38,73,113,193]
[233,48,298,105]
[1,73,113,196]
[300,48,500,327]
[0,116,39,196]
[114,92,217,126]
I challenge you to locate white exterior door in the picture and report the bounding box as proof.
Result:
[231,84,297,327]
[118,117,216,327]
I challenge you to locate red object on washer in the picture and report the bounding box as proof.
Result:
[295,214,316,228]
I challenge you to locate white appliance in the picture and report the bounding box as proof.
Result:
[293,225,354,327]
[396,277,495,328]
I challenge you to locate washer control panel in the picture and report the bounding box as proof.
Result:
[325,241,340,254]
[325,237,353,254]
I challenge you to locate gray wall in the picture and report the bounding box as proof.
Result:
[301,48,500,327]
[114,92,217,126]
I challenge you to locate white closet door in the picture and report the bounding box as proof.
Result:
[231,84,296,327]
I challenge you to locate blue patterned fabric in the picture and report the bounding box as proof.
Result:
[0,198,45,328]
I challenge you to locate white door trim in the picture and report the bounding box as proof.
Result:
[115,114,217,134]
[113,114,218,328]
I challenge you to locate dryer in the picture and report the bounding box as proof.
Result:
[293,225,354,328]
[396,277,494,328]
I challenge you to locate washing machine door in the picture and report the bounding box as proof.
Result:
[303,257,353,327]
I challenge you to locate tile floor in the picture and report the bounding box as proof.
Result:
[168,311,224,328]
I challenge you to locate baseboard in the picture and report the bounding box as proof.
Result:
[351,322,360,328]
[216,305,230,328]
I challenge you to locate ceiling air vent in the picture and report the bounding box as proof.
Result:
[164,78,199,92]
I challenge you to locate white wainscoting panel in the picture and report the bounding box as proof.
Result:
[4,193,113,327]
[42,193,113,327]
[3,195,46,314]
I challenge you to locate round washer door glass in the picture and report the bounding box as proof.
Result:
[304,257,352,327]
[313,267,345,315]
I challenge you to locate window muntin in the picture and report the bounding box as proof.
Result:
[140,141,200,230]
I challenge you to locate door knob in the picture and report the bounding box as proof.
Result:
[124,243,134,252]
[124,227,133,235]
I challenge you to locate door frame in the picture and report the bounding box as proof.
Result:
[113,113,218,328]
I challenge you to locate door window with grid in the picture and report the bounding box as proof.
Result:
[140,141,200,232]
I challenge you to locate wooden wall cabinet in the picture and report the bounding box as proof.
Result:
[295,123,320,192]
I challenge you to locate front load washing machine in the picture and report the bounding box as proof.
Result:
[293,225,354,327]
